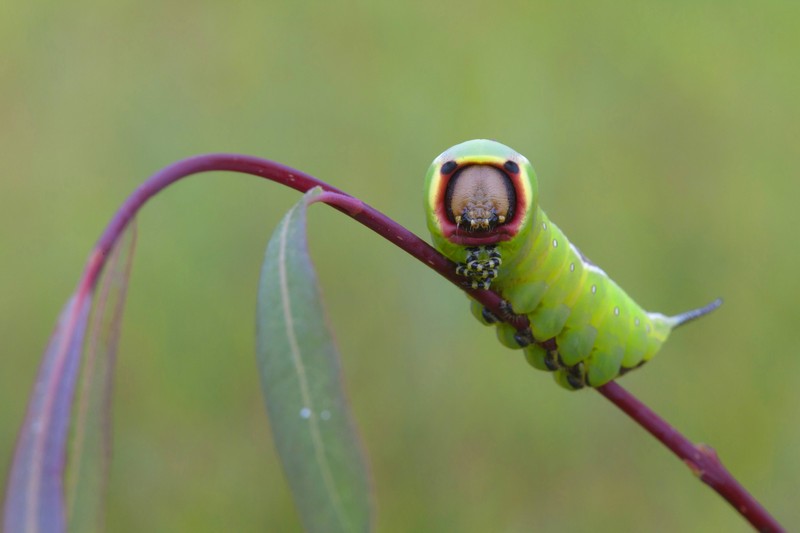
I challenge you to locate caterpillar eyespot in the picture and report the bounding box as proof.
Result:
[503,160,520,174]
[441,160,458,175]
[424,139,721,390]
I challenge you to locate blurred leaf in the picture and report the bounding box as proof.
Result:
[3,291,92,532]
[66,223,137,532]
[3,222,136,533]
[256,188,373,533]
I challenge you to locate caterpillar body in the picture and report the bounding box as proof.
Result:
[424,139,720,390]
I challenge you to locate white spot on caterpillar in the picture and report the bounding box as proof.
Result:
[542,222,547,230]
[321,410,331,421]
[614,306,620,316]
[635,318,640,326]
[552,239,558,248]
[300,407,311,419]
[570,262,575,272]
[591,284,597,294]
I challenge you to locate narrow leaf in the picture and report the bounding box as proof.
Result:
[256,187,373,533]
[3,293,92,532]
[3,223,136,533]
[66,223,137,532]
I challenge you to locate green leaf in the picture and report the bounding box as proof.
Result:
[256,187,373,533]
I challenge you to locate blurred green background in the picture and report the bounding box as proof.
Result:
[2,1,798,531]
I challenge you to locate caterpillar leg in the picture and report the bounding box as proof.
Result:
[481,299,520,325]
[564,363,587,390]
[514,328,535,347]
[455,246,502,289]
[474,298,535,348]
[543,350,559,370]
[524,344,588,390]
[481,307,500,324]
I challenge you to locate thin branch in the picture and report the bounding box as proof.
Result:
[597,381,784,532]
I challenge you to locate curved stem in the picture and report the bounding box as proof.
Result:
[79,154,522,327]
[70,154,780,532]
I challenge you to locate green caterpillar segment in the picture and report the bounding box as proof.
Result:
[424,139,720,390]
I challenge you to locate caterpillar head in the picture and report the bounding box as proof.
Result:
[424,139,538,254]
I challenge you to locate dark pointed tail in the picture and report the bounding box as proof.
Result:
[668,298,723,329]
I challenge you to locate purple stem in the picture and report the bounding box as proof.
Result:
[597,382,784,532]
[83,154,522,325]
[6,153,781,532]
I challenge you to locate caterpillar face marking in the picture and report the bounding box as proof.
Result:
[445,165,515,232]
[424,139,721,390]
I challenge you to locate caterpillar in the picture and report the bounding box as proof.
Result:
[424,139,720,390]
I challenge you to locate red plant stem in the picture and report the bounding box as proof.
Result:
[596,382,783,532]
[74,154,778,531]
[81,154,520,325]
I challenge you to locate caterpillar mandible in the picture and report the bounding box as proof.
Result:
[424,139,720,390]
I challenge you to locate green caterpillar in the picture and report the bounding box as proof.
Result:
[424,139,720,390]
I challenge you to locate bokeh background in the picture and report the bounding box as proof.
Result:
[2,1,798,531]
